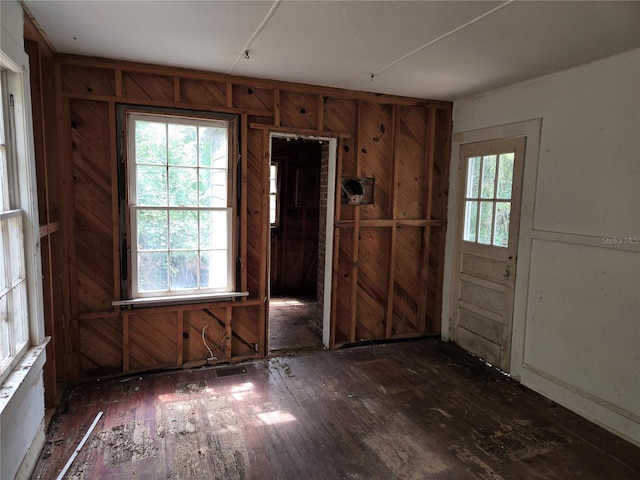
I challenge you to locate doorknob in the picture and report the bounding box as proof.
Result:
[502,267,511,277]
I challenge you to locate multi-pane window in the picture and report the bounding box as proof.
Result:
[0,70,29,378]
[128,113,236,298]
[463,152,514,247]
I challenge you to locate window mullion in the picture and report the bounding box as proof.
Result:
[475,156,483,241]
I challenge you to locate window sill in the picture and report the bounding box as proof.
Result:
[0,338,49,416]
[112,291,249,308]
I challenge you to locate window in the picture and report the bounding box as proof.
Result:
[269,163,278,226]
[463,152,514,247]
[0,70,29,380]
[127,112,237,299]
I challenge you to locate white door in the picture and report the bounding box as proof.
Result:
[451,137,525,372]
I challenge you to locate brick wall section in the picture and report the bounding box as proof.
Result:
[316,141,330,314]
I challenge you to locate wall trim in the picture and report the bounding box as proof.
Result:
[521,366,640,448]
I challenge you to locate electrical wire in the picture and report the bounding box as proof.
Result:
[202,325,216,360]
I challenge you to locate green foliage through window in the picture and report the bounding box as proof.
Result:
[129,113,233,297]
[463,152,514,248]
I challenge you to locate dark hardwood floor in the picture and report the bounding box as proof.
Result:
[32,339,639,479]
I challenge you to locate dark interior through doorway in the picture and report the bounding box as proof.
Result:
[268,137,325,352]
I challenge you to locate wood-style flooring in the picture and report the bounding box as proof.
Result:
[31,339,640,479]
[268,295,323,352]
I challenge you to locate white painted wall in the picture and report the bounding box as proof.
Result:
[1,1,48,478]
[444,49,640,446]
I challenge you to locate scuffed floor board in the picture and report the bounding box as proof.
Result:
[32,339,640,479]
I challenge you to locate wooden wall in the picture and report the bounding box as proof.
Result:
[24,17,66,406]
[46,54,451,382]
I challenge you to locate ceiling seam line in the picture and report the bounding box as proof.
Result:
[371,0,516,78]
[229,0,282,74]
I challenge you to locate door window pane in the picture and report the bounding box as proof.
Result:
[478,201,494,245]
[463,201,478,242]
[497,153,514,199]
[494,202,511,247]
[463,149,515,249]
[466,157,481,198]
[480,155,497,199]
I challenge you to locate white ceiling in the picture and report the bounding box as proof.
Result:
[23,0,640,101]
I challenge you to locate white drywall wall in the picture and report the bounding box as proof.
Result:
[446,49,640,446]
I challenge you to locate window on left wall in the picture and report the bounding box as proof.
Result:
[0,69,30,381]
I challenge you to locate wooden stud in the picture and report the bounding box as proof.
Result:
[123,313,130,373]
[417,107,437,334]
[226,82,233,108]
[259,130,271,353]
[115,69,122,97]
[316,94,324,131]
[240,114,248,294]
[432,107,453,335]
[173,76,181,103]
[384,105,401,338]
[55,62,82,383]
[349,100,363,343]
[329,138,344,347]
[274,89,281,126]
[225,306,233,361]
[108,102,121,304]
[177,309,184,366]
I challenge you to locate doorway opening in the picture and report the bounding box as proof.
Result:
[268,137,331,352]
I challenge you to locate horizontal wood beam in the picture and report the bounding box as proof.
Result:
[55,54,453,109]
[60,91,274,118]
[335,219,445,228]
[249,123,351,139]
[39,221,60,238]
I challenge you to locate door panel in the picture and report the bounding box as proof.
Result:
[452,137,525,372]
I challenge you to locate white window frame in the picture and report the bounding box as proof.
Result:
[0,53,45,385]
[126,111,238,300]
[269,162,279,227]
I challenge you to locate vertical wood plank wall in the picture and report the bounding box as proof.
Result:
[45,54,451,381]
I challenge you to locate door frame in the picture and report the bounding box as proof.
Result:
[266,133,338,350]
[442,119,542,380]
